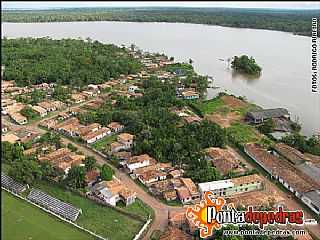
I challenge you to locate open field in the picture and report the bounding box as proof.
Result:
[1,190,93,240]
[33,181,143,240]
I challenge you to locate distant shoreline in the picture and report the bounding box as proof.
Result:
[2,7,318,37]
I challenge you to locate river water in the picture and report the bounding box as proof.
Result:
[2,21,319,136]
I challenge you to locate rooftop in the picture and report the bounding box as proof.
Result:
[247,108,289,120]
[198,179,234,192]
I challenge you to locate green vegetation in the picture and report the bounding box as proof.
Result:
[67,142,78,152]
[282,133,320,156]
[100,164,114,181]
[77,76,226,183]
[117,198,154,221]
[227,122,261,145]
[231,55,262,75]
[52,85,72,102]
[63,165,86,189]
[20,106,38,119]
[1,38,141,87]
[33,181,143,240]
[2,7,319,36]
[1,190,93,240]
[83,156,96,171]
[257,119,275,134]
[196,97,225,114]
[91,135,117,151]
[15,89,47,105]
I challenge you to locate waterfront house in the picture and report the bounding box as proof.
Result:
[246,108,289,124]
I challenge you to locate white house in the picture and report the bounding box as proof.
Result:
[126,154,151,172]
[128,85,139,93]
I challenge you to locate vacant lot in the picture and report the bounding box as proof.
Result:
[33,181,143,240]
[221,95,248,109]
[1,190,93,240]
[205,111,241,128]
[227,122,262,144]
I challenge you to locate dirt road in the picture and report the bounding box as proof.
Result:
[59,137,182,240]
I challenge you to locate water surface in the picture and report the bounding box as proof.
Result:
[2,21,319,136]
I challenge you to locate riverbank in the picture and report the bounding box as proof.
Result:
[2,21,318,136]
[2,7,318,37]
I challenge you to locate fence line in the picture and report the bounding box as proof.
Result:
[133,217,153,240]
[2,187,108,240]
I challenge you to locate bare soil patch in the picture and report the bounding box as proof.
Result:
[205,111,242,128]
[221,95,248,109]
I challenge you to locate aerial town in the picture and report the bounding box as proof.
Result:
[2,40,319,240]
[1,2,320,240]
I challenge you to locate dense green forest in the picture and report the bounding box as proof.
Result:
[1,38,141,86]
[2,7,319,36]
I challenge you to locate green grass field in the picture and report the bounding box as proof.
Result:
[197,97,225,114]
[33,181,143,240]
[1,190,94,240]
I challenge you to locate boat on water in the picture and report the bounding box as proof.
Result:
[219,58,225,61]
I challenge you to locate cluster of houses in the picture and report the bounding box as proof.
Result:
[2,128,41,145]
[244,143,320,215]
[1,81,67,125]
[45,117,116,144]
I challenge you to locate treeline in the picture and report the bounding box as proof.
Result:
[1,38,142,87]
[2,7,319,36]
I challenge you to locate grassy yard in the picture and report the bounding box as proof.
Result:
[33,181,143,240]
[197,97,225,114]
[1,190,94,240]
[91,134,117,151]
[117,198,154,221]
[160,199,183,207]
[227,122,261,145]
